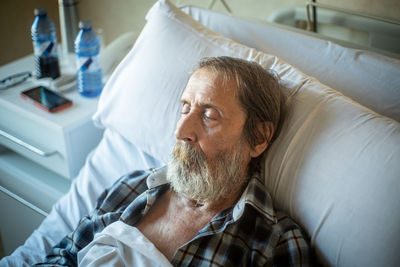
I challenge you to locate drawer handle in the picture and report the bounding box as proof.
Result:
[0,129,57,157]
[0,185,48,217]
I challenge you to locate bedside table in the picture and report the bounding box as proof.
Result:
[0,55,104,256]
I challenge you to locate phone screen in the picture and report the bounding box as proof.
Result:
[21,86,72,112]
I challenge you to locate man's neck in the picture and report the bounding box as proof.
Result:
[173,185,245,214]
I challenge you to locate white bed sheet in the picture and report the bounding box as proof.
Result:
[0,129,162,266]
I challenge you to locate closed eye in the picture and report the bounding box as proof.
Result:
[181,102,190,114]
[204,108,219,120]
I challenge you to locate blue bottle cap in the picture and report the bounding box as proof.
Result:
[79,20,92,30]
[34,7,47,16]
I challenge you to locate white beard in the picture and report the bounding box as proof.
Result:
[166,140,249,203]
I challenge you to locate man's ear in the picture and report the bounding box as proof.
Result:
[249,122,274,158]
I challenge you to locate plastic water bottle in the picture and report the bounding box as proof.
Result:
[74,20,103,97]
[31,7,60,79]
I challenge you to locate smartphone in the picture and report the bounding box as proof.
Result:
[21,86,73,113]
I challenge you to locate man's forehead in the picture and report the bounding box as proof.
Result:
[182,69,237,100]
[188,69,220,88]
[181,69,246,120]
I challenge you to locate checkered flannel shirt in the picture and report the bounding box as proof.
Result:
[36,166,311,266]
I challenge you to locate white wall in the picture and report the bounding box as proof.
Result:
[1,0,399,65]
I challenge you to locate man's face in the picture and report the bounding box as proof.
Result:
[167,68,253,202]
[175,68,250,160]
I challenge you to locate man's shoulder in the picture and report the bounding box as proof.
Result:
[240,178,308,243]
[241,197,311,265]
[272,211,306,236]
[95,167,167,213]
[249,197,306,240]
[243,177,305,230]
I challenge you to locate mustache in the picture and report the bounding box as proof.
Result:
[172,142,206,168]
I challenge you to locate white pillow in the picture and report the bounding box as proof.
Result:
[264,78,400,266]
[93,0,400,265]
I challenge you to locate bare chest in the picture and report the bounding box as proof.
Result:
[136,193,214,260]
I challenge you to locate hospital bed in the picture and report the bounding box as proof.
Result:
[2,0,400,266]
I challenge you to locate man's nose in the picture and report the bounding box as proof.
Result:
[174,113,198,143]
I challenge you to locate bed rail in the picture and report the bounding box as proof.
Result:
[306,1,400,32]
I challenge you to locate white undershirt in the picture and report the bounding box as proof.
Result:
[78,221,173,267]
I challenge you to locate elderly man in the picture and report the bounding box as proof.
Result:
[36,57,311,266]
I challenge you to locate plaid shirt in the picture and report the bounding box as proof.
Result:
[36,166,311,266]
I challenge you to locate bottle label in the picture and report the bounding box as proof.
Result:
[77,55,101,72]
[33,40,57,57]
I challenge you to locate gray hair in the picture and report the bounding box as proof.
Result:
[197,56,286,170]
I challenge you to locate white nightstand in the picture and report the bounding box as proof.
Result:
[0,55,104,256]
